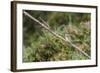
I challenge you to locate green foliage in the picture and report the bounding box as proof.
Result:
[23,10,91,62]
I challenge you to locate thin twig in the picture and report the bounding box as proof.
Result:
[23,11,91,59]
[39,17,50,28]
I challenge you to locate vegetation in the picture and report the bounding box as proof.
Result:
[23,10,91,62]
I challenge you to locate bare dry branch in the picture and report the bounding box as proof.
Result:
[39,17,50,28]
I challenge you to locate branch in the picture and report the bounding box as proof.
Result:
[23,11,91,59]
[39,17,50,28]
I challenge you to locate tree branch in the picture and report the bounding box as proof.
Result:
[39,17,50,28]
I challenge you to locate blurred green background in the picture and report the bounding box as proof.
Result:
[23,10,91,62]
